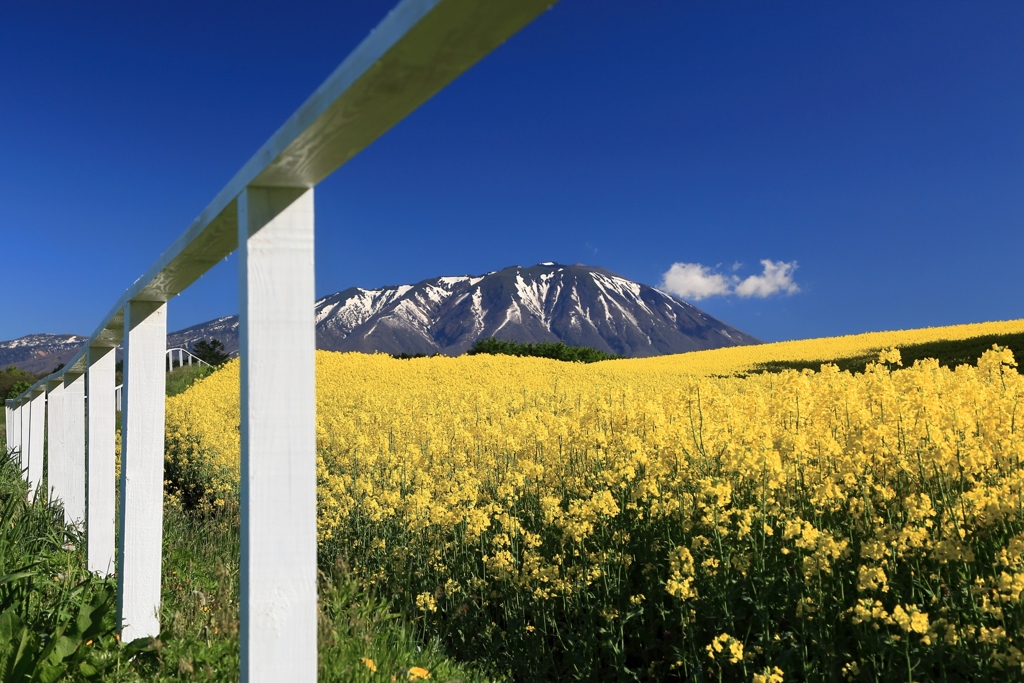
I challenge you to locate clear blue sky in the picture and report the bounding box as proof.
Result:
[2,0,1022,344]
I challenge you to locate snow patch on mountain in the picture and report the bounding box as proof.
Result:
[0,334,85,350]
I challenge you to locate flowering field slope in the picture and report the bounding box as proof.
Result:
[166,320,1024,681]
[621,318,1024,377]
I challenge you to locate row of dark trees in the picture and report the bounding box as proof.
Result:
[190,339,230,366]
[466,337,623,363]
[392,338,623,364]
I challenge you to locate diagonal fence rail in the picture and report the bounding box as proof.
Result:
[3,1,557,678]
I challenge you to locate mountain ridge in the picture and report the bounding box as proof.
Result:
[168,263,760,358]
[0,334,90,375]
[1,263,760,371]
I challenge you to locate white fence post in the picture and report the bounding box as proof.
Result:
[27,388,45,500]
[87,345,117,576]
[14,401,20,470]
[46,379,66,508]
[238,186,317,683]
[63,371,86,527]
[117,300,167,641]
[5,400,17,459]
[21,396,30,479]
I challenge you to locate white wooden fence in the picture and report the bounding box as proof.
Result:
[166,346,213,371]
[2,1,557,679]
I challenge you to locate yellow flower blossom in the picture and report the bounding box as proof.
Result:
[891,604,929,634]
[753,666,785,683]
[415,593,438,613]
[705,633,743,663]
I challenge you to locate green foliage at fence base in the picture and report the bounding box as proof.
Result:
[0,452,160,681]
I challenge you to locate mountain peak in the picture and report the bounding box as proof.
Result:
[170,263,758,358]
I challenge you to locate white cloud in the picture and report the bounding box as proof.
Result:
[660,259,800,300]
[659,262,735,300]
[734,260,800,298]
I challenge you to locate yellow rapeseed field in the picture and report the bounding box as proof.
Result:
[165,321,1024,680]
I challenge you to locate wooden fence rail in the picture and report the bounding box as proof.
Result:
[2,1,557,679]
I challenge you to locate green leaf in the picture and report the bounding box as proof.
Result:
[35,663,65,683]
[10,623,38,682]
[74,602,96,636]
[122,635,160,658]
[0,570,37,586]
[51,634,80,661]
[0,609,22,645]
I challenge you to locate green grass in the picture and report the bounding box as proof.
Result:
[750,331,1024,375]
[0,445,498,681]
[0,451,147,680]
[150,499,499,681]
[166,364,216,398]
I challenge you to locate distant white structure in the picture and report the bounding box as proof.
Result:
[113,347,211,411]
[4,0,557,679]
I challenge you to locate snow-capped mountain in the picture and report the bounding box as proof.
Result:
[172,263,759,358]
[0,334,88,374]
[1,264,761,370]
